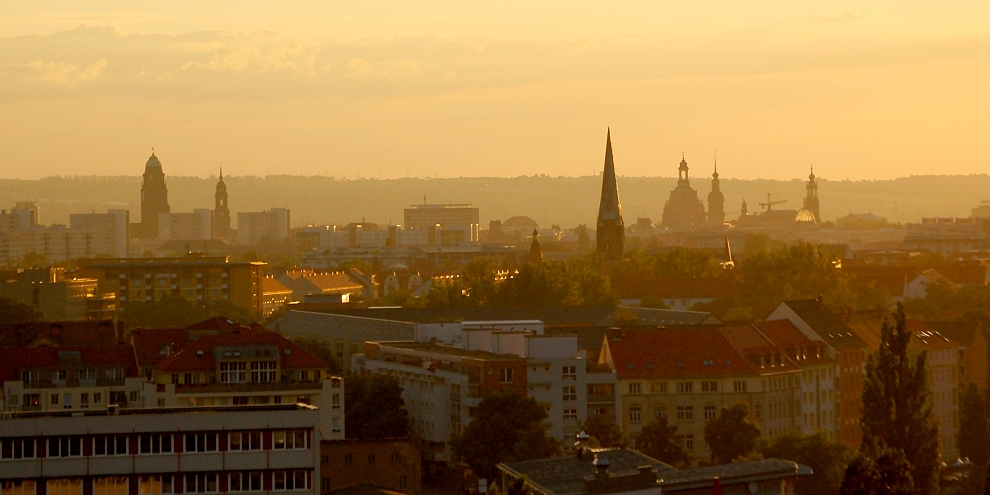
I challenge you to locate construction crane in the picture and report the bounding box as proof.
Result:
[759,193,787,212]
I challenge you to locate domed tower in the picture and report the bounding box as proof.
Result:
[139,150,170,239]
[596,129,625,261]
[661,153,707,231]
[803,166,820,223]
[707,156,725,228]
[214,167,232,240]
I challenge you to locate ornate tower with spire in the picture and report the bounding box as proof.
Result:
[529,229,543,263]
[707,155,725,228]
[139,150,170,239]
[803,166,820,223]
[596,129,625,261]
[214,167,232,240]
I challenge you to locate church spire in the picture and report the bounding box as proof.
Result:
[596,128,624,261]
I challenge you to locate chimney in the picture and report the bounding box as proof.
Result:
[593,456,610,479]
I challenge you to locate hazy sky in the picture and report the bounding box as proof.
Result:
[2,1,989,180]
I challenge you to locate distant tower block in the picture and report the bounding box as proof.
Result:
[139,150,170,239]
[707,155,725,228]
[596,129,625,261]
[804,166,821,223]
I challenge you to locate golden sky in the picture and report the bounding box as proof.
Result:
[1,1,989,180]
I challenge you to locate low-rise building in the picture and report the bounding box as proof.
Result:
[320,439,421,495]
[0,403,321,494]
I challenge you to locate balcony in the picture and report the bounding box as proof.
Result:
[587,393,615,404]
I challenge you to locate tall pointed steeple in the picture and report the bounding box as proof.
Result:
[596,128,625,261]
[707,152,724,228]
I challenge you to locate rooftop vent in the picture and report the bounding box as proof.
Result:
[196,350,204,357]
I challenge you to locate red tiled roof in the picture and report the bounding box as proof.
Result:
[751,320,834,366]
[0,345,138,383]
[185,317,246,331]
[156,330,329,373]
[604,328,760,380]
[131,327,192,368]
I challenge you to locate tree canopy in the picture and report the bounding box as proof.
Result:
[703,402,762,465]
[119,295,261,330]
[857,304,940,495]
[581,414,626,449]
[343,373,410,440]
[634,417,690,468]
[759,431,855,495]
[0,296,44,324]
[454,390,561,482]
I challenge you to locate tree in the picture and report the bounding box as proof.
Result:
[840,450,914,495]
[344,374,410,440]
[859,304,940,495]
[634,417,690,468]
[703,402,762,464]
[119,295,206,330]
[759,431,855,495]
[454,390,561,481]
[582,414,626,448]
[959,383,990,467]
[0,296,44,324]
[290,337,341,373]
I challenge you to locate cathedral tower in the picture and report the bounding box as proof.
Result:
[596,129,625,261]
[803,166,820,223]
[139,151,170,239]
[214,167,232,240]
[707,156,725,228]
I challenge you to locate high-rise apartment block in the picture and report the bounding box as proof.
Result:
[403,204,479,244]
[238,208,290,245]
[158,209,214,241]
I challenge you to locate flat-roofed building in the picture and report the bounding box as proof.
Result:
[79,255,265,314]
[158,209,214,241]
[238,208,290,246]
[403,204,479,244]
[0,403,321,494]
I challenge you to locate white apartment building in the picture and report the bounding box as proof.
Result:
[0,403,321,494]
[158,209,213,241]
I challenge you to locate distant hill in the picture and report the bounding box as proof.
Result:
[1,174,986,229]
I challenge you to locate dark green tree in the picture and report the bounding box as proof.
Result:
[859,304,940,495]
[634,417,690,468]
[840,450,915,495]
[343,374,410,440]
[0,296,44,324]
[703,402,762,464]
[959,383,990,467]
[454,390,560,481]
[120,295,207,330]
[290,337,341,373]
[581,414,626,448]
[759,431,855,495]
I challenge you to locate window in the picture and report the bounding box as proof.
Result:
[47,479,82,495]
[80,393,89,409]
[321,479,331,492]
[184,433,218,453]
[220,362,246,383]
[229,431,262,451]
[499,368,513,383]
[250,361,277,383]
[676,434,694,451]
[2,481,36,495]
[21,371,39,386]
[47,437,83,457]
[332,393,341,410]
[23,394,40,409]
[273,430,309,450]
[50,394,59,406]
[228,472,263,492]
[273,471,308,491]
[563,408,578,421]
[332,417,342,435]
[183,474,218,493]
[368,454,376,465]
[702,381,718,392]
[400,477,408,489]
[628,382,641,394]
[629,406,642,423]
[344,454,352,465]
[562,366,577,381]
[733,381,747,392]
[651,382,667,394]
[93,436,128,456]
[676,406,694,421]
[139,434,173,454]
[1,439,35,460]
[138,476,173,495]
[704,405,717,420]
[563,386,577,401]
[654,406,667,420]
[93,477,128,495]
[109,391,126,405]
[391,453,400,462]
[677,382,693,393]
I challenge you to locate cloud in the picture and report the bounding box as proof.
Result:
[0,25,986,103]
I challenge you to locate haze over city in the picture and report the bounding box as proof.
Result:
[2,1,990,180]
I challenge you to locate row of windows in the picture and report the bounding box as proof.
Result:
[0,472,310,495]
[625,380,748,395]
[10,391,134,410]
[0,430,310,460]
[342,452,403,465]
[627,405,724,423]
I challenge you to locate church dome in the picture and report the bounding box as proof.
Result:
[795,208,817,223]
[146,152,161,168]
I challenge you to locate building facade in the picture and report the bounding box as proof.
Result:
[238,209,291,246]
[158,209,214,241]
